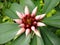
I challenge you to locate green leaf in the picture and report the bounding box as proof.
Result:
[4,9,18,19]
[20,0,35,12]
[10,3,24,13]
[40,27,60,45]
[43,12,60,28]
[30,35,44,45]
[40,28,53,45]
[0,14,2,23]
[11,34,31,45]
[0,2,3,9]
[56,29,60,37]
[4,3,24,19]
[42,0,59,13]
[0,23,19,44]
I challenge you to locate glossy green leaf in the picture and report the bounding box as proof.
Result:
[40,28,53,45]
[42,0,59,13]
[30,35,44,45]
[10,3,24,13]
[40,27,60,45]
[11,34,31,45]
[0,23,19,44]
[43,12,60,28]
[4,3,24,19]
[20,0,35,12]
[5,9,18,19]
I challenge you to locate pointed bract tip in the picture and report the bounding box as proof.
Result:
[35,14,46,20]
[37,22,46,26]
[16,11,23,19]
[16,11,20,15]
[42,14,46,17]
[31,26,41,37]
[31,26,36,31]
[31,6,38,16]
[34,30,41,37]
[16,28,25,36]
[34,6,38,11]
[42,13,46,15]
[40,14,46,19]
[25,6,30,15]
[25,29,30,37]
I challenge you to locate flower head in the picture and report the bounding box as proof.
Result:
[14,6,46,37]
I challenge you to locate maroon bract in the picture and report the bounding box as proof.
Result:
[14,6,46,37]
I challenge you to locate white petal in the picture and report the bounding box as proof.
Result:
[25,6,30,15]
[13,19,22,24]
[19,24,25,27]
[34,29,41,37]
[31,26,41,37]
[16,28,25,36]
[31,7,37,16]
[31,26,36,31]
[25,29,30,36]
[35,14,46,20]
[16,11,23,19]
[37,22,46,26]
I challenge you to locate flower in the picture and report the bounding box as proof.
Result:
[14,6,46,37]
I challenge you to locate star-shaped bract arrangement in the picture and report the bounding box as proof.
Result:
[14,6,46,37]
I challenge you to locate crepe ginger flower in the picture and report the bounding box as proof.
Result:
[14,6,46,37]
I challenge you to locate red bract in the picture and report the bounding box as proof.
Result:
[14,6,46,37]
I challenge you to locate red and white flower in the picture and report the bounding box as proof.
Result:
[14,6,46,37]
